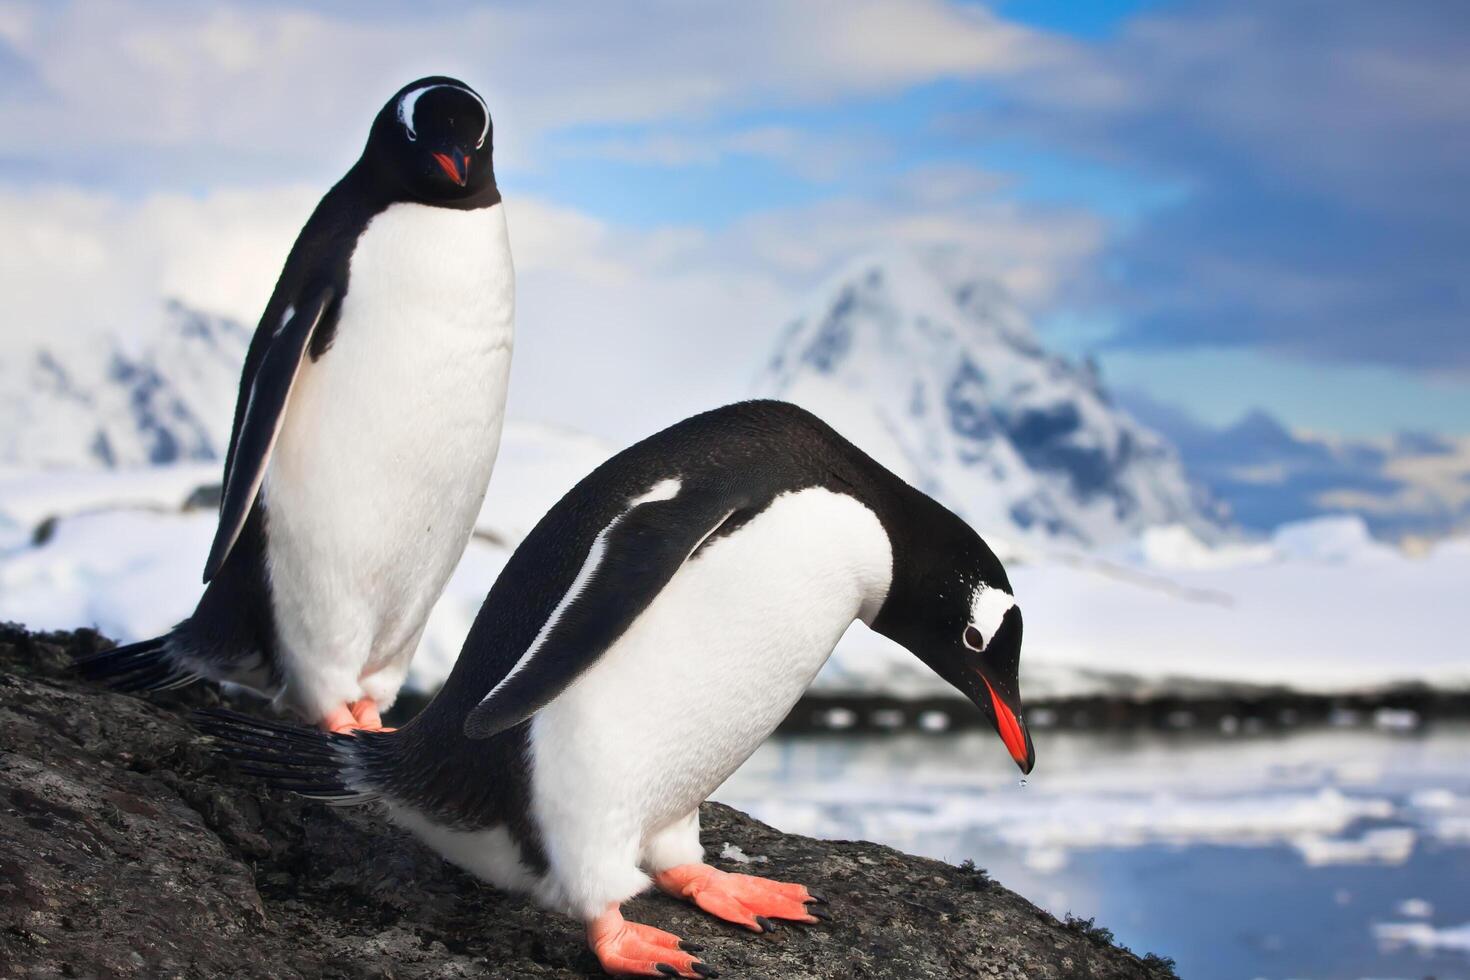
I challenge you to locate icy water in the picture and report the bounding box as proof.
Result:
[716,725,1470,980]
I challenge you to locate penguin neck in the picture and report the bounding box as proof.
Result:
[346,157,505,213]
[864,476,973,642]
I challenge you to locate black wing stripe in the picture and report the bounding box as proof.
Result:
[463,479,747,739]
[203,285,335,583]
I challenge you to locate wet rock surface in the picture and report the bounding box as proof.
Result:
[0,626,1174,979]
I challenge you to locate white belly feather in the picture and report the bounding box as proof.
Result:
[528,487,892,917]
[263,201,514,718]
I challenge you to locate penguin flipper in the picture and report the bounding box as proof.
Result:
[464,480,748,739]
[203,285,336,583]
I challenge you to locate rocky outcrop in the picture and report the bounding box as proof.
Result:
[0,627,1175,979]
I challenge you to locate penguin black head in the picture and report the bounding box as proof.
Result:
[872,499,1035,774]
[367,76,498,204]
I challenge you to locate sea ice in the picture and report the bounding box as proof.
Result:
[1372,919,1470,957]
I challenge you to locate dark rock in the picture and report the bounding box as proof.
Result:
[0,625,1173,979]
[182,483,223,512]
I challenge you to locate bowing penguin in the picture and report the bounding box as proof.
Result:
[200,400,1035,977]
[77,76,514,733]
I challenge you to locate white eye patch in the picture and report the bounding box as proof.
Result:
[397,83,491,148]
[966,584,1015,651]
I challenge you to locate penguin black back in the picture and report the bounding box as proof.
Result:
[427,401,892,709]
[373,400,1024,823]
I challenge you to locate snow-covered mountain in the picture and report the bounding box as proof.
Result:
[0,301,249,469]
[757,248,1221,546]
[0,264,1463,703]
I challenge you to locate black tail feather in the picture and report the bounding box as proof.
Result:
[193,708,378,804]
[73,636,201,693]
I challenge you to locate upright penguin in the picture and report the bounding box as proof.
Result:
[77,77,514,733]
[202,401,1035,978]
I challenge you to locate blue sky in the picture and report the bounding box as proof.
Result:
[1,0,1465,439]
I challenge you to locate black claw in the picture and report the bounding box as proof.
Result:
[807,906,831,921]
[692,964,719,978]
[806,891,829,905]
[656,964,679,977]
[756,915,777,933]
[678,941,705,953]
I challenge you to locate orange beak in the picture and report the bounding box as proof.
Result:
[983,676,1035,774]
[431,151,467,186]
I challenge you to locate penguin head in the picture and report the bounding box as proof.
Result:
[872,506,1035,774]
[369,76,498,203]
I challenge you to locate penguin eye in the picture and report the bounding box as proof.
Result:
[963,625,984,652]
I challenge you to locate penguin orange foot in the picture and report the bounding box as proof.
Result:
[655,865,825,931]
[588,906,715,978]
[320,698,396,735]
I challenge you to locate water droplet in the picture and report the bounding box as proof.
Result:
[1018,777,1028,789]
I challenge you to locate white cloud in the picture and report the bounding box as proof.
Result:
[717,168,1104,306]
[0,180,784,439]
[0,184,317,359]
[506,160,1102,438]
[0,1,35,47]
[0,2,1098,441]
[0,0,1060,179]
[571,125,886,181]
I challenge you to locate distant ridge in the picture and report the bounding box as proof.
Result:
[1123,390,1470,542]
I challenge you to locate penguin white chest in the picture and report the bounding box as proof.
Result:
[264,202,514,715]
[528,488,892,897]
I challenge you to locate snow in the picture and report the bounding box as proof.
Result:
[1120,524,1275,571]
[405,421,613,694]
[811,515,1470,700]
[1270,514,1399,563]
[750,251,1462,698]
[0,462,218,536]
[717,843,766,865]
[2,461,1465,701]
[409,536,510,696]
[1293,827,1416,866]
[0,507,215,642]
[0,420,611,696]
[0,303,249,469]
[475,421,613,543]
